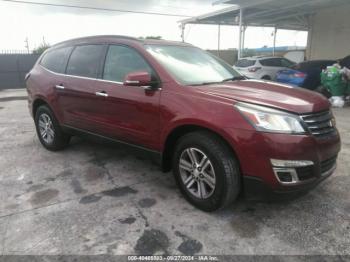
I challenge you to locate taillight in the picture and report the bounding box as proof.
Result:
[293,72,306,78]
[248,67,262,73]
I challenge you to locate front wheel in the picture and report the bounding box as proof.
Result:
[172,131,241,212]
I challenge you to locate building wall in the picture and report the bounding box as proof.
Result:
[307,4,350,60]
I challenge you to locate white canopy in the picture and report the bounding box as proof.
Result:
[182,0,348,30]
[180,0,349,58]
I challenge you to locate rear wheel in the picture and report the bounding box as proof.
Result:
[172,131,240,212]
[262,75,271,80]
[35,105,70,151]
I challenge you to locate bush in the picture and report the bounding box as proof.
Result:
[32,42,50,55]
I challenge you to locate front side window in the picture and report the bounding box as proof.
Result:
[103,45,152,83]
[66,45,104,78]
[146,45,241,85]
[40,47,72,73]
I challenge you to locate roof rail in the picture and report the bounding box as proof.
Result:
[52,35,141,47]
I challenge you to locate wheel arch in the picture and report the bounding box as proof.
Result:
[32,96,61,124]
[261,75,272,80]
[161,124,240,172]
[32,97,49,117]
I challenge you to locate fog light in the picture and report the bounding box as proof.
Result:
[271,159,314,185]
[273,167,299,184]
[271,159,313,167]
[275,171,293,182]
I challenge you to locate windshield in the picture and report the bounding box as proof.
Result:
[145,45,242,85]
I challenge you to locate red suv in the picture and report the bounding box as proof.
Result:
[26,35,341,211]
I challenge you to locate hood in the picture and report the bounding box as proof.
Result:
[196,80,330,114]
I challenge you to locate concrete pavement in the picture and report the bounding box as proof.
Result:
[0,89,349,255]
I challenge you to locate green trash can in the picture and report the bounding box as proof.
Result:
[321,66,346,96]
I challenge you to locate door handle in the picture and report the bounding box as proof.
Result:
[55,84,65,90]
[95,91,108,97]
[142,85,153,91]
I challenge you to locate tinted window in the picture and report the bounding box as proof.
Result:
[103,45,152,83]
[298,60,335,71]
[235,59,256,67]
[260,58,282,67]
[340,56,350,68]
[281,58,295,68]
[66,45,104,78]
[40,47,72,73]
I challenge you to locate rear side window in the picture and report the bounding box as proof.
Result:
[235,59,256,67]
[260,58,282,67]
[66,45,104,78]
[103,45,153,83]
[40,47,72,73]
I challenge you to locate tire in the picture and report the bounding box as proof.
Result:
[34,105,70,151]
[172,131,240,212]
[261,75,271,80]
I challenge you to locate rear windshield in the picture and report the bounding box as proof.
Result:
[235,59,256,68]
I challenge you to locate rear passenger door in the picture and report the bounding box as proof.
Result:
[57,44,106,132]
[39,46,73,121]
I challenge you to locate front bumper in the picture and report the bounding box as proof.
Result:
[223,128,341,199]
[243,163,336,201]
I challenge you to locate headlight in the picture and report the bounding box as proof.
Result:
[235,102,306,134]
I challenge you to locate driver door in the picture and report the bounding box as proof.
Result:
[93,45,161,150]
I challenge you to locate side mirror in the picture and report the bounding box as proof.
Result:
[124,71,152,87]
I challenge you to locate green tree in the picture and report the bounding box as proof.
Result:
[32,42,50,54]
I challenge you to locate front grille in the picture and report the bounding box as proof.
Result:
[321,155,337,174]
[301,110,336,138]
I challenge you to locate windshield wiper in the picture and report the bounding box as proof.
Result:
[188,82,220,86]
[188,76,247,86]
[221,76,246,82]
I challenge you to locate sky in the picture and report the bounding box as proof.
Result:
[0,0,308,51]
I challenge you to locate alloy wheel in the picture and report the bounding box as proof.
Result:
[179,148,216,199]
[38,113,55,144]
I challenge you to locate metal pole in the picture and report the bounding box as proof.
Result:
[242,26,246,57]
[306,15,312,60]
[217,24,221,57]
[273,27,277,56]
[238,8,243,59]
[181,24,185,42]
[24,37,30,54]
